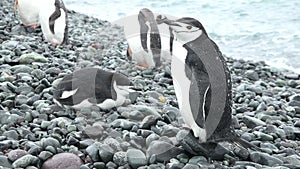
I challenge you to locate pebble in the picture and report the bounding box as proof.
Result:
[126,149,147,169]
[41,153,83,169]
[12,154,39,168]
[243,115,266,128]
[250,152,283,166]
[7,149,28,162]
[0,155,12,168]
[98,144,114,163]
[111,119,136,130]
[147,141,183,162]
[113,151,126,166]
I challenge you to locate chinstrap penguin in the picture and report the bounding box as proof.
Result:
[125,8,173,69]
[53,68,137,110]
[39,0,68,45]
[14,0,40,28]
[157,16,259,157]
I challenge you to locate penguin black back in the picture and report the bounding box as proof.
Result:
[54,68,116,106]
[48,0,68,44]
[138,8,162,67]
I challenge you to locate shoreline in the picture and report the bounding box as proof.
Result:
[1,0,300,168]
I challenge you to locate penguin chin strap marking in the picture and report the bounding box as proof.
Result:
[174,28,200,34]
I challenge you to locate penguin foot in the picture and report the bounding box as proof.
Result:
[30,24,38,29]
[135,64,149,70]
[177,130,232,161]
[51,42,61,46]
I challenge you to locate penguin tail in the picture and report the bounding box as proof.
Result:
[211,130,261,151]
[232,136,261,151]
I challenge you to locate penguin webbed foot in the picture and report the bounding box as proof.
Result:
[177,130,232,161]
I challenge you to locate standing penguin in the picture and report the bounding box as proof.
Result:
[39,0,68,45]
[158,17,258,156]
[53,68,137,110]
[14,0,40,28]
[123,8,173,69]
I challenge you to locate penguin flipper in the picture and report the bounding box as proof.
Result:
[49,0,63,34]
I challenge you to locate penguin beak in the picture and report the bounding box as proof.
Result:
[156,15,180,26]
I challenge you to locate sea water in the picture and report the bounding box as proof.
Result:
[64,0,300,73]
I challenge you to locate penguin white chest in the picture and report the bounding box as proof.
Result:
[17,0,40,26]
[171,41,207,142]
[39,1,67,45]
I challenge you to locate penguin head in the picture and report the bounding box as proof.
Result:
[112,73,132,87]
[111,73,137,102]
[158,17,207,44]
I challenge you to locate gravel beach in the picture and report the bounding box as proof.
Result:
[1,0,300,168]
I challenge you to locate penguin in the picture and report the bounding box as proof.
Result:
[158,17,259,154]
[53,68,136,110]
[14,0,40,28]
[122,8,173,69]
[39,0,68,45]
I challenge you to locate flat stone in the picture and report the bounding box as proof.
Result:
[12,154,39,168]
[7,149,28,162]
[19,52,48,64]
[243,115,266,128]
[250,152,283,166]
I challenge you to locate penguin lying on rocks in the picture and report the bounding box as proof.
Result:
[39,0,68,45]
[14,0,40,28]
[157,16,260,159]
[53,68,138,110]
[122,8,173,69]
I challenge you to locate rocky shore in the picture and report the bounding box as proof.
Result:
[1,0,300,168]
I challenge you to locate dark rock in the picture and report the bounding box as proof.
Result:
[98,144,114,163]
[245,70,259,81]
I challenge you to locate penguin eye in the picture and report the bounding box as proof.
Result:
[186,26,192,30]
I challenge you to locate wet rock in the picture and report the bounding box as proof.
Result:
[19,52,48,64]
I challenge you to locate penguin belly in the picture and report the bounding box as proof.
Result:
[171,41,207,142]
[39,1,67,45]
[127,36,156,68]
[158,23,172,62]
[17,0,40,26]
